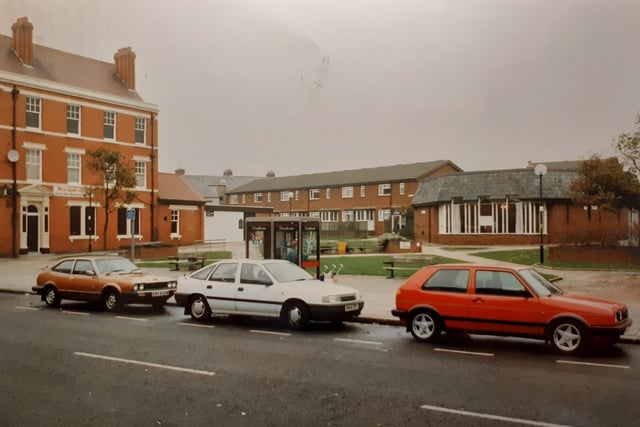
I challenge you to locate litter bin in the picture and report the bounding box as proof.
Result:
[337,242,347,254]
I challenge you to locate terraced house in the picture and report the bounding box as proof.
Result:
[226,161,462,237]
[0,17,202,257]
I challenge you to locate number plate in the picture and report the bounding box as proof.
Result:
[151,290,169,297]
[344,304,359,312]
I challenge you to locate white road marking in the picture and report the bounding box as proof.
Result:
[249,329,291,337]
[115,316,147,322]
[434,348,494,357]
[334,338,383,345]
[179,322,216,329]
[73,352,215,376]
[420,404,572,427]
[15,306,39,311]
[557,360,630,369]
[61,310,90,316]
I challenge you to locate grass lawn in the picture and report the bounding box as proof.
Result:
[316,253,465,278]
[470,248,640,270]
[136,250,232,269]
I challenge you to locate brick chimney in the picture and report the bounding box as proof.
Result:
[114,47,136,90]
[11,17,34,66]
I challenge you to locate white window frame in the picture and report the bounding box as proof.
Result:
[241,194,246,204]
[26,96,41,129]
[135,161,147,188]
[104,111,116,140]
[267,192,271,203]
[170,209,180,239]
[254,193,263,203]
[360,185,366,197]
[342,210,354,222]
[309,189,320,200]
[67,152,82,185]
[66,104,80,135]
[399,182,405,195]
[355,209,374,221]
[326,188,331,199]
[342,186,354,199]
[229,194,238,205]
[378,209,390,222]
[320,210,339,222]
[26,147,43,182]
[281,191,293,202]
[135,117,146,144]
[378,183,391,196]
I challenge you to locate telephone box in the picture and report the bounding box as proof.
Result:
[245,217,321,276]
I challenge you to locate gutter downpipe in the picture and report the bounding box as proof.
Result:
[11,86,19,258]
[150,113,157,241]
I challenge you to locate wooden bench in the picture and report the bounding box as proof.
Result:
[383,255,435,278]
[168,255,206,271]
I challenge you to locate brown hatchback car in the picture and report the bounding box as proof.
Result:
[33,256,177,311]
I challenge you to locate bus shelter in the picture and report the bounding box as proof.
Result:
[245,217,321,276]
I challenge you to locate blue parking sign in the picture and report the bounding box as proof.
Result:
[126,209,135,220]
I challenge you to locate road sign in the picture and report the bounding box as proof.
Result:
[126,209,135,221]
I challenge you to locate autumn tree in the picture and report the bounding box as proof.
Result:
[570,155,640,216]
[86,148,137,251]
[617,114,640,178]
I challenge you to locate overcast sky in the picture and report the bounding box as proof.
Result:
[2,0,640,177]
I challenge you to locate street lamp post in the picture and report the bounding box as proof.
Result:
[534,164,547,264]
[287,191,294,215]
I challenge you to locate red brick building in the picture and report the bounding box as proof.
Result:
[226,161,462,237]
[412,164,638,246]
[0,17,204,257]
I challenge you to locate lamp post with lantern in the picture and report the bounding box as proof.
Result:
[534,163,547,264]
[287,191,294,215]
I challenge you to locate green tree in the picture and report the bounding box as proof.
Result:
[570,155,640,216]
[86,148,137,251]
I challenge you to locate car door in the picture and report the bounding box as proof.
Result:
[468,269,544,335]
[234,262,281,317]
[68,259,99,297]
[205,262,239,313]
[48,259,76,295]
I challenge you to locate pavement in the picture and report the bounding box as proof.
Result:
[1,243,638,344]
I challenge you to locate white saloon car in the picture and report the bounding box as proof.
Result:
[175,259,365,329]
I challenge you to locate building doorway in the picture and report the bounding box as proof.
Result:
[26,204,39,252]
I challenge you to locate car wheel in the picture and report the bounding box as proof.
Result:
[43,286,61,308]
[189,295,211,322]
[409,311,441,343]
[550,320,586,355]
[103,289,122,312]
[282,301,310,330]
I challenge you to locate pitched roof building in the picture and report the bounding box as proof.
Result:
[226,160,462,236]
[0,17,167,256]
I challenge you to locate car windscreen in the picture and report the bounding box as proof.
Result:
[518,268,562,297]
[263,261,313,283]
[95,258,140,275]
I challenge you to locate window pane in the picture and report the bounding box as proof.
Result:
[70,206,81,235]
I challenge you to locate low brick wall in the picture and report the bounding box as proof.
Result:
[549,246,640,265]
[121,244,178,260]
[384,240,421,253]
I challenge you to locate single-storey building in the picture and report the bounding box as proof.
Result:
[412,163,637,246]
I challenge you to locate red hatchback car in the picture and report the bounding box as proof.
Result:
[392,265,632,354]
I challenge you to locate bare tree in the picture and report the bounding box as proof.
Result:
[617,114,640,177]
[86,148,137,251]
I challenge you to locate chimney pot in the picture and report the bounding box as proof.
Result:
[114,47,136,90]
[175,168,185,176]
[11,17,34,66]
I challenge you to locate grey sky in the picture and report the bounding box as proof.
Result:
[2,0,640,177]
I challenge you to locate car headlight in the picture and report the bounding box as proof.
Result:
[133,284,145,291]
[322,295,341,304]
[169,281,177,289]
